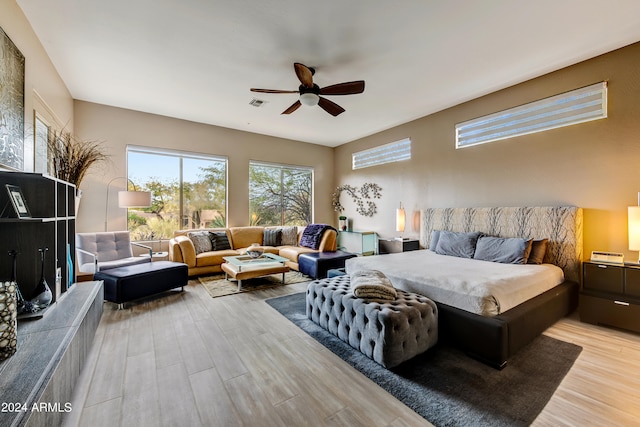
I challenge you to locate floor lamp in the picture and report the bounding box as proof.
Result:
[104,177,152,231]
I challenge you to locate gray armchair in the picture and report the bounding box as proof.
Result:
[76,231,152,273]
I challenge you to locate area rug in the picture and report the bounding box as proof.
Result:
[266,292,582,427]
[198,271,310,298]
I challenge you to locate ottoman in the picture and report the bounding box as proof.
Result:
[306,275,438,368]
[94,261,188,309]
[298,250,357,279]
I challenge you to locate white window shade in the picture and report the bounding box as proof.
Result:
[353,138,411,170]
[456,82,607,149]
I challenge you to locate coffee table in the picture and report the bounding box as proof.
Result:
[221,253,290,291]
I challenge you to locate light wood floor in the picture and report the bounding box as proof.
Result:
[61,280,640,427]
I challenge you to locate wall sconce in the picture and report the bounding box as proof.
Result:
[396,202,406,233]
[104,177,152,231]
[629,193,640,263]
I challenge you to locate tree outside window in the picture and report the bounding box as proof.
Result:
[127,147,227,240]
[249,162,312,226]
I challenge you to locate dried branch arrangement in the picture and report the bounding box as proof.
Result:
[47,129,109,186]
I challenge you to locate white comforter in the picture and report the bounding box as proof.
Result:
[345,250,564,316]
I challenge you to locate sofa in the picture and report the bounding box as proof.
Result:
[168,225,337,277]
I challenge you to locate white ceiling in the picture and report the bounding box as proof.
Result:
[17,0,640,147]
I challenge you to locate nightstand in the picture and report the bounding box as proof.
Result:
[378,238,420,254]
[579,261,640,333]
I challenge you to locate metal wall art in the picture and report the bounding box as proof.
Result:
[0,26,25,171]
[332,183,382,217]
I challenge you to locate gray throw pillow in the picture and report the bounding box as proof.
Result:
[527,239,549,264]
[434,231,482,258]
[473,236,532,264]
[280,226,299,246]
[429,230,441,251]
[188,231,212,254]
[209,231,231,251]
[263,228,282,246]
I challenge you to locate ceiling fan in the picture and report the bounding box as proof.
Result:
[250,63,365,116]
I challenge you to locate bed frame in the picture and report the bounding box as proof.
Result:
[419,207,583,368]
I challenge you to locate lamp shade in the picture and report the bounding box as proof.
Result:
[629,206,640,251]
[396,206,406,233]
[118,190,151,208]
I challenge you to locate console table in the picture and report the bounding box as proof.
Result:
[0,281,103,427]
[337,230,377,256]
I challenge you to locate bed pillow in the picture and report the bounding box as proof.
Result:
[209,231,231,251]
[188,231,213,254]
[473,236,533,264]
[263,228,282,246]
[429,230,441,251]
[527,239,549,264]
[434,231,483,258]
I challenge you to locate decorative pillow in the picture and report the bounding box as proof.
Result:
[263,228,282,246]
[527,239,549,264]
[188,231,212,254]
[209,231,231,251]
[473,236,533,264]
[429,230,441,251]
[280,226,299,246]
[434,230,482,258]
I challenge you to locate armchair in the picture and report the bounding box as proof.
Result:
[76,231,152,273]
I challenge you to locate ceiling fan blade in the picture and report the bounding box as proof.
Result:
[318,97,345,116]
[319,80,365,96]
[250,88,298,94]
[294,63,314,88]
[281,100,302,115]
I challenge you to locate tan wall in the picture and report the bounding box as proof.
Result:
[73,101,335,233]
[0,0,74,172]
[334,41,640,262]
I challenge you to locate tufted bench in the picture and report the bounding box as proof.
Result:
[306,275,438,368]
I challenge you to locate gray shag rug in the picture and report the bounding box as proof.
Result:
[266,292,582,427]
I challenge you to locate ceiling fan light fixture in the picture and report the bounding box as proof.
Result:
[299,92,319,107]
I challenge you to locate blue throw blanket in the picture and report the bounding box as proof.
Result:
[299,224,336,250]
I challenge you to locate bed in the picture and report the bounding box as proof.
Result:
[345,206,582,368]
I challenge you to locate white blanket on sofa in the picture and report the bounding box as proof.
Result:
[345,250,564,316]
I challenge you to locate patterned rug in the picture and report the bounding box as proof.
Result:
[197,271,311,298]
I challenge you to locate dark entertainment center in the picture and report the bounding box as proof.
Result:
[0,172,103,427]
[0,172,76,305]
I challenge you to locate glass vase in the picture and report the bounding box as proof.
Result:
[31,248,52,309]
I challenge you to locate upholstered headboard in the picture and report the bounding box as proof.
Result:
[419,207,583,283]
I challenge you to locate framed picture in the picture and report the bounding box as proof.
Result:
[0,26,25,171]
[5,184,30,218]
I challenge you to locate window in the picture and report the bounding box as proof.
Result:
[126,146,227,240]
[456,82,607,148]
[352,138,411,170]
[249,161,313,226]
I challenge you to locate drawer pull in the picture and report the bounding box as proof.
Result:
[614,300,630,306]
[597,265,608,269]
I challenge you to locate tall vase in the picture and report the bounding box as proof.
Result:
[0,281,18,361]
[67,243,74,288]
[31,248,52,309]
[75,188,82,214]
[9,250,37,314]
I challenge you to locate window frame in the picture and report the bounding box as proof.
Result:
[249,160,314,226]
[126,145,228,235]
[455,82,608,149]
